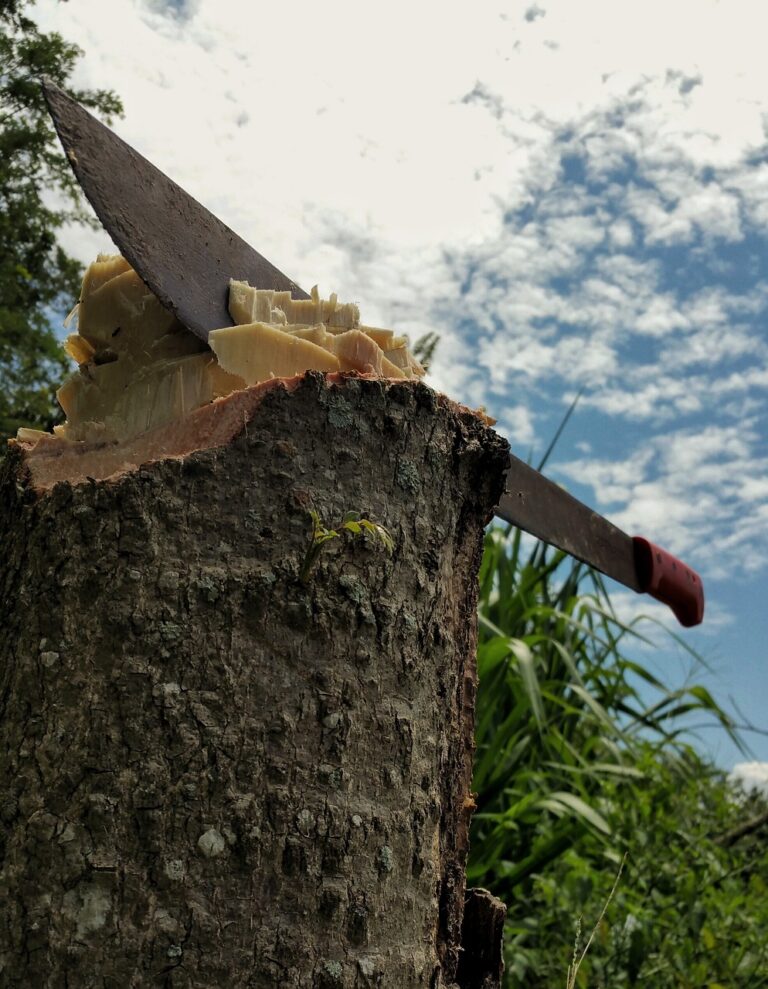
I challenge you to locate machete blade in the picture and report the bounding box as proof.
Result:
[498,454,704,627]
[498,453,641,591]
[42,81,704,627]
[42,78,309,344]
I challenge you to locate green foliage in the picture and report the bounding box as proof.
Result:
[300,508,394,583]
[566,853,627,989]
[470,525,768,987]
[522,752,768,988]
[0,0,122,439]
[411,331,439,371]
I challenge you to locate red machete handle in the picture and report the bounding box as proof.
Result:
[632,537,704,627]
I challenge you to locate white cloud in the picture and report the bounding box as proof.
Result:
[730,762,768,796]
[633,295,690,337]
[659,324,764,370]
[607,589,733,637]
[495,403,537,448]
[609,220,635,247]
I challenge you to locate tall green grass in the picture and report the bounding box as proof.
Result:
[468,522,755,985]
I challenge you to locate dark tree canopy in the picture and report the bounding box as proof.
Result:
[0,0,121,439]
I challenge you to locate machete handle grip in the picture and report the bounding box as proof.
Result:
[632,537,705,627]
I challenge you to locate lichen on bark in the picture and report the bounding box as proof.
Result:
[0,373,508,987]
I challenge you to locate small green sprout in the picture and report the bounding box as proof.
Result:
[300,509,394,584]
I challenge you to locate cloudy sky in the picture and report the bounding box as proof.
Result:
[32,0,767,773]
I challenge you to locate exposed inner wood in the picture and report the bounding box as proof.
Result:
[15,256,426,457]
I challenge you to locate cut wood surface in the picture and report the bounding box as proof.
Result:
[0,373,508,988]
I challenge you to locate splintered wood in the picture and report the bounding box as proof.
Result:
[13,256,426,487]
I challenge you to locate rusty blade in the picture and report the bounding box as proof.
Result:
[42,78,309,343]
[498,452,642,592]
[42,82,703,625]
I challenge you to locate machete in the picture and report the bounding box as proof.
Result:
[41,79,704,628]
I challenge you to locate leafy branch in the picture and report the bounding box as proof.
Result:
[299,509,394,584]
[411,331,439,371]
[1,1,123,439]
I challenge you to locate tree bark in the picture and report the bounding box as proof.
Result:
[456,889,507,989]
[0,373,508,988]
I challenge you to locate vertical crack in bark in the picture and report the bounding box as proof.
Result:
[456,888,508,989]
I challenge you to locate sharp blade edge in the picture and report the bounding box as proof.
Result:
[42,79,309,343]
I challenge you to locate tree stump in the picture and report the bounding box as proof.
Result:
[0,373,508,988]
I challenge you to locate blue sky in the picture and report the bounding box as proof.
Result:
[32,0,767,781]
